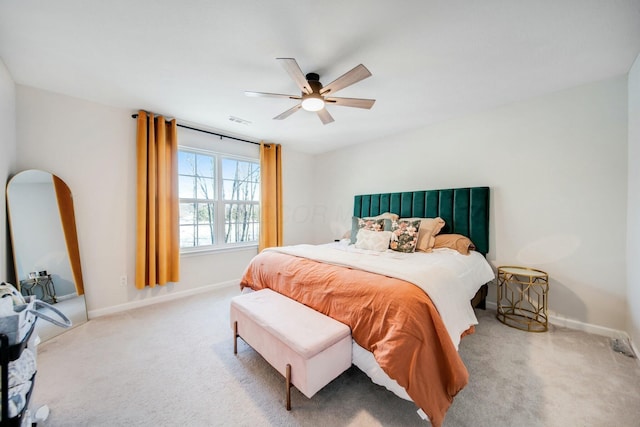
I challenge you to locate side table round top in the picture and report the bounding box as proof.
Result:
[498,265,547,278]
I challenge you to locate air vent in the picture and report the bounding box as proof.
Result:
[611,338,636,358]
[228,116,251,125]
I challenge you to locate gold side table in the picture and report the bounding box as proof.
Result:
[496,266,548,332]
[19,274,58,304]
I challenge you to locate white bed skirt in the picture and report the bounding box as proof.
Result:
[351,339,412,401]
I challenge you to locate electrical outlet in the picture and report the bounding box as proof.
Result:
[120,275,127,287]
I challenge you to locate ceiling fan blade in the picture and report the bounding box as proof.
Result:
[316,108,334,125]
[277,58,312,94]
[273,104,302,120]
[325,97,376,109]
[245,91,301,100]
[320,64,372,96]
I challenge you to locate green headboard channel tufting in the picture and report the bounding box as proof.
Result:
[353,187,490,255]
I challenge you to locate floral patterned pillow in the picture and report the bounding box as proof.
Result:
[389,219,422,253]
[350,216,387,244]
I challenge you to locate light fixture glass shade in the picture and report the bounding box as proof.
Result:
[301,95,325,112]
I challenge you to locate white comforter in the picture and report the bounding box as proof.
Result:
[267,240,495,350]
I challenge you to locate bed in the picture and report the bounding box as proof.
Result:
[239,187,494,426]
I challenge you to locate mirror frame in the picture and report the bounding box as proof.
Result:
[6,169,87,340]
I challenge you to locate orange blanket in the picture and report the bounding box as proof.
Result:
[240,250,470,427]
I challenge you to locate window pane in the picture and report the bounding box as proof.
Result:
[197,224,214,246]
[180,225,196,247]
[250,180,260,201]
[200,203,214,244]
[179,176,196,199]
[195,177,215,200]
[221,158,239,180]
[179,150,215,200]
[179,202,196,225]
[178,151,196,175]
[196,154,215,178]
[179,203,196,247]
[222,158,260,201]
[222,180,234,200]
[180,201,216,248]
[225,203,259,243]
[196,202,214,223]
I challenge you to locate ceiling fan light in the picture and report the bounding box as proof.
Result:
[301,95,325,112]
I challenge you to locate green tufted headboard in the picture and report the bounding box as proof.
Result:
[353,187,490,255]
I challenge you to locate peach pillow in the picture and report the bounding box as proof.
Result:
[433,234,476,255]
[367,212,399,221]
[404,217,445,252]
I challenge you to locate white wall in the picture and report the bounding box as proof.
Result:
[0,59,17,281]
[11,73,632,336]
[282,148,317,245]
[628,53,640,347]
[313,76,629,333]
[16,86,138,314]
[15,85,316,315]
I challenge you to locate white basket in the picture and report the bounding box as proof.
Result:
[0,296,37,346]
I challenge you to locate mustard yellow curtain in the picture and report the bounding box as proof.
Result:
[259,142,283,251]
[135,111,180,288]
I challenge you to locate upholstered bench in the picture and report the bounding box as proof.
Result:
[230,289,352,410]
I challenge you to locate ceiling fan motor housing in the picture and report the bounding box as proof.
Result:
[305,75,323,95]
[305,72,320,82]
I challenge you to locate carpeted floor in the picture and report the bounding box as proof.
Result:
[30,285,640,426]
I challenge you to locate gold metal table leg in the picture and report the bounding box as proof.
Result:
[286,363,292,411]
[233,321,238,355]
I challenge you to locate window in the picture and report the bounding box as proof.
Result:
[222,157,260,243]
[178,148,260,250]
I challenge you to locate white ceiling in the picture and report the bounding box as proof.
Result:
[1,1,639,154]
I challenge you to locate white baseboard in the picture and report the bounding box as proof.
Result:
[56,293,79,302]
[485,301,634,342]
[88,280,238,318]
[88,286,638,362]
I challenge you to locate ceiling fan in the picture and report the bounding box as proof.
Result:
[245,58,375,125]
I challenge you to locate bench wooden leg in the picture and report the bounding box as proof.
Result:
[233,321,238,355]
[285,363,291,411]
[234,319,292,410]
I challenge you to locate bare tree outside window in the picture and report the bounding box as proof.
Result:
[178,149,259,249]
[223,158,260,243]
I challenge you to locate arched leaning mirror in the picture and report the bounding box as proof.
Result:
[6,170,88,341]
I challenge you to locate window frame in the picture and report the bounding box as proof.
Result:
[178,145,260,254]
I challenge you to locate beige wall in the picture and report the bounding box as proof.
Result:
[0,59,17,281]
[627,53,640,348]
[313,76,629,334]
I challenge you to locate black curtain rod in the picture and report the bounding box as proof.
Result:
[131,113,260,146]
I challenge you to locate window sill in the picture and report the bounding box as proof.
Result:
[180,244,258,258]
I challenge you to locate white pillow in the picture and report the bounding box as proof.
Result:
[355,229,392,252]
